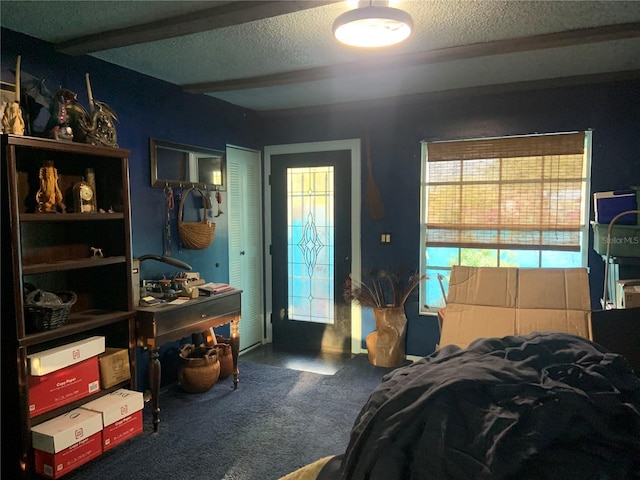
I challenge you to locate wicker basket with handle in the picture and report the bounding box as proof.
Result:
[178,187,216,250]
[178,344,220,393]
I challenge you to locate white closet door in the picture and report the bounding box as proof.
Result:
[227,145,263,351]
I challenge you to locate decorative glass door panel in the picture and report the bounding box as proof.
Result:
[287,166,334,324]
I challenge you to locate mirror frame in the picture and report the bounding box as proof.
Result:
[150,138,226,191]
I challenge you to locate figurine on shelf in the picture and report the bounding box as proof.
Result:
[36,160,66,213]
[2,55,25,135]
[2,101,25,135]
[18,70,75,140]
[67,73,118,148]
[47,88,76,141]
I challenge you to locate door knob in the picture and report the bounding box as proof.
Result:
[240,250,246,255]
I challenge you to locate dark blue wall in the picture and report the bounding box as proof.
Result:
[3,28,640,375]
[260,77,640,355]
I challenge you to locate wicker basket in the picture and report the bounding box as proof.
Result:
[213,335,234,379]
[24,290,77,333]
[178,344,220,393]
[178,188,216,250]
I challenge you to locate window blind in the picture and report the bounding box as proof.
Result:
[423,132,588,252]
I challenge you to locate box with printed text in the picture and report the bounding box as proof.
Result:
[28,336,105,376]
[31,408,103,478]
[98,348,131,389]
[81,388,144,451]
[592,222,640,257]
[29,356,101,418]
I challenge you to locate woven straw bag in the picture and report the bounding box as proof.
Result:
[213,335,234,379]
[178,344,220,393]
[178,188,216,250]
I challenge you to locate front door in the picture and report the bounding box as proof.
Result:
[270,149,352,352]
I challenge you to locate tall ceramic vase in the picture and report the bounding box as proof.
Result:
[365,306,408,367]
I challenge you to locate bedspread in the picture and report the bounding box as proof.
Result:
[340,332,640,480]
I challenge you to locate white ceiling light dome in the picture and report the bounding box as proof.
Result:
[333,1,413,48]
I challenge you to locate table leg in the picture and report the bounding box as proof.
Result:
[149,347,161,432]
[230,318,240,389]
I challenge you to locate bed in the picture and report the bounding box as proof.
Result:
[281,332,640,480]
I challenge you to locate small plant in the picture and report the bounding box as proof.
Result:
[344,268,427,309]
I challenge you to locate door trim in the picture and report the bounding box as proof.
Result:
[264,139,362,354]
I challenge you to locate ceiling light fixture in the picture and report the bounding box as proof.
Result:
[333,1,413,48]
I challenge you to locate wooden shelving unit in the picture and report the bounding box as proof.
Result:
[1,134,137,478]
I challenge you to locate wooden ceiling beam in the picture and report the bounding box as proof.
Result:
[183,22,640,94]
[55,1,341,55]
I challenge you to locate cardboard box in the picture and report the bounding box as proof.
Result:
[29,357,101,418]
[439,266,592,349]
[592,222,640,257]
[31,408,103,478]
[98,348,131,389]
[28,336,105,376]
[81,388,144,451]
[616,279,640,309]
[593,190,637,224]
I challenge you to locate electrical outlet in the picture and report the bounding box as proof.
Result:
[380,233,391,244]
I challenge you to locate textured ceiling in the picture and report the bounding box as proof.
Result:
[2,1,639,113]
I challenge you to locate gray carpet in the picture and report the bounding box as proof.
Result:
[61,354,399,480]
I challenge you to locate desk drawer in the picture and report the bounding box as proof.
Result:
[136,292,241,347]
[169,295,240,329]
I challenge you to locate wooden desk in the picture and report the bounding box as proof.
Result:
[136,290,241,431]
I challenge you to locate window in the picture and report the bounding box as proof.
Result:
[287,166,335,324]
[419,131,592,313]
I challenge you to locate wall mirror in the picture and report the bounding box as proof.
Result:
[150,138,226,190]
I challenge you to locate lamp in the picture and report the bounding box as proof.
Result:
[137,254,192,271]
[333,1,413,48]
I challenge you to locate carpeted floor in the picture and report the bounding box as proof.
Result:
[60,354,400,480]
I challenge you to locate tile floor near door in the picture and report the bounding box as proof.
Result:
[240,343,354,375]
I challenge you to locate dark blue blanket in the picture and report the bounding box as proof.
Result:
[340,332,640,479]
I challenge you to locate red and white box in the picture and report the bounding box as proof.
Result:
[81,388,144,451]
[31,408,103,478]
[29,357,101,418]
[28,336,105,376]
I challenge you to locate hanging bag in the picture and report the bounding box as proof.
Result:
[178,187,216,250]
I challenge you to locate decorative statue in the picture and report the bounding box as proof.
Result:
[36,160,66,213]
[67,73,118,148]
[2,101,25,135]
[2,55,25,135]
[18,70,75,140]
[17,70,118,147]
[47,88,76,141]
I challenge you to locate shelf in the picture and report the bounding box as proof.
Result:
[19,309,135,347]
[29,381,133,427]
[3,133,135,478]
[5,133,129,158]
[19,212,125,222]
[22,256,127,275]
[602,256,640,266]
